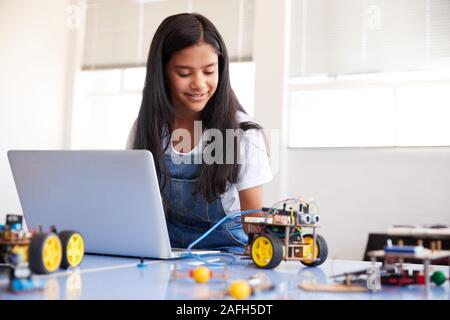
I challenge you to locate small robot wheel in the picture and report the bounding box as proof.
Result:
[28,232,62,274]
[59,230,85,269]
[251,234,283,269]
[300,234,328,267]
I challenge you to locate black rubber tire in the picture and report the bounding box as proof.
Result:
[28,232,62,274]
[301,234,328,267]
[251,234,284,269]
[59,230,85,269]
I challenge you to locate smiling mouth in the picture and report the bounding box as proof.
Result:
[186,92,208,97]
[185,92,208,101]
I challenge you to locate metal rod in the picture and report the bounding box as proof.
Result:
[313,226,317,259]
[285,226,290,258]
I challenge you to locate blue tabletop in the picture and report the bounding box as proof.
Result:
[0,254,448,300]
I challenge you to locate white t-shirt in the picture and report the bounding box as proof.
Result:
[126,111,273,215]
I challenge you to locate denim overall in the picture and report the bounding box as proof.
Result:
[161,152,248,253]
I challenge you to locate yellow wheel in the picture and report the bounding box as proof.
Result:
[29,233,62,274]
[301,234,328,267]
[251,234,283,269]
[59,231,85,268]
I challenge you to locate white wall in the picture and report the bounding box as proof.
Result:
[286,147,450,260]
[0,0,77,222]
[254,0,450,260]
[253,0,290,204]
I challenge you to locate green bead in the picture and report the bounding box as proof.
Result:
[431,271,447,286]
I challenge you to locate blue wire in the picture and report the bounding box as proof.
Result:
[182,209,262,266]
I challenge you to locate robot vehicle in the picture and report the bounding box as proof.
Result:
[241,199,328,269]
[0,214,85,291]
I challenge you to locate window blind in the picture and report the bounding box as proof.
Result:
[82,0,254,69]
[290,0,450,77]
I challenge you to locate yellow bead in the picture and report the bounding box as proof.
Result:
[229,280,251,300]
[192,266,211,283]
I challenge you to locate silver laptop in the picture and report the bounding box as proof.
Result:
[7,150,207,259]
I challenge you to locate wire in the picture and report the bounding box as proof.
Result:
[171,196,318,266]
[186,209,261,251]
[267,197,319,215]
[268,198,307,214]
[181,209,262,266]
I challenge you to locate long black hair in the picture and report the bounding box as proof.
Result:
[133,13,261,201]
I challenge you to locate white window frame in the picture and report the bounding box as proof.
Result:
[287,70,450,148]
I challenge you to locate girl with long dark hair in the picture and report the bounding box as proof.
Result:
[127,13,272,253]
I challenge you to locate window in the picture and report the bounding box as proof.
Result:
[288,0,450,147]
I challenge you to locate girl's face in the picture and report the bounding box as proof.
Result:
[166,42,219,119]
